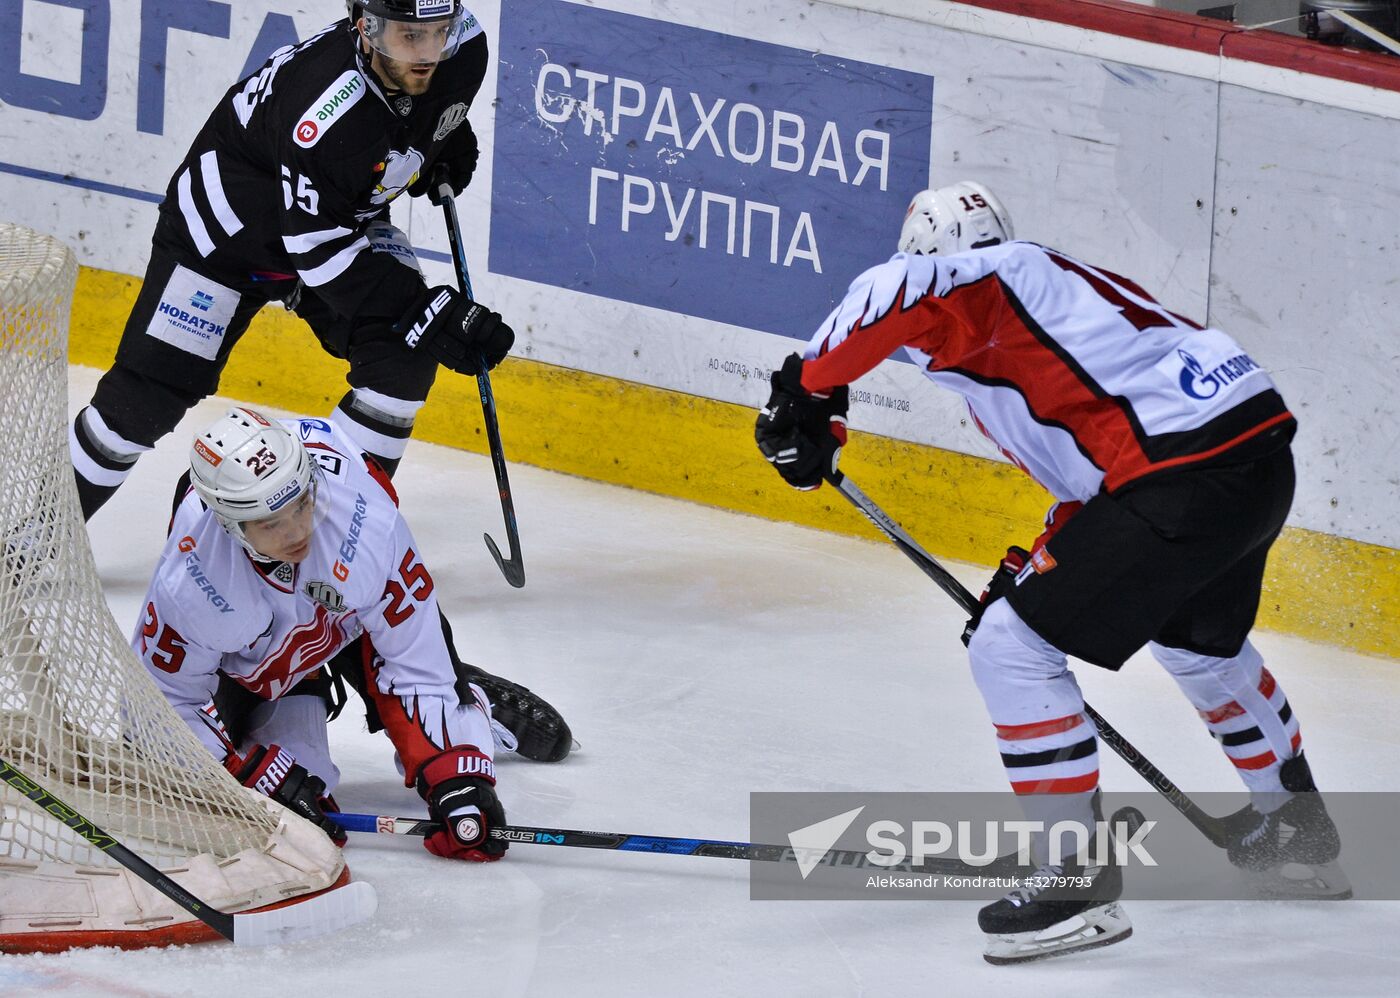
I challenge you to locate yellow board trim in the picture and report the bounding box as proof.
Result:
[71,265,1399,660]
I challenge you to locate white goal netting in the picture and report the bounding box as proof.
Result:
[0,224,344,952]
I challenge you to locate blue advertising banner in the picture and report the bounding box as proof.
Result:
[489,0,933,340]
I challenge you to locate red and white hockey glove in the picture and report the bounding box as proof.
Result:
[960,546,1030,647]
[225,743,346,846]
[755,353,849,491]
[416,747,508,863]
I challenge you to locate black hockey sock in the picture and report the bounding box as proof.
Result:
[70,410,141,520]
[73,473,127,520]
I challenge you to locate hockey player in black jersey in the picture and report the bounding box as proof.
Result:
[70,1,513,519]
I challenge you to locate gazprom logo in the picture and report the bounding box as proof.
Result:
[1178,349,1261,401]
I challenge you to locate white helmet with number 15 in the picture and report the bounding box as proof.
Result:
[898,181,1014,256]
[189,407,320,557]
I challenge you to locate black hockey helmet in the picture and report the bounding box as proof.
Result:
[351,0,463,20]
[347,1,473,62]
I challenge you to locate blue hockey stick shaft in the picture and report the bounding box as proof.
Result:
[328,812,1020,874]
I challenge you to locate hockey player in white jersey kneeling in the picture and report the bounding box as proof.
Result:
[134,406,571,863]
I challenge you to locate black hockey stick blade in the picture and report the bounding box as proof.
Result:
[0,758,377,946]
[822,471,1232,849]
[328,812,1024,877]
[433,169,526,588]
[475,364,524,587]
[484,532,525,588]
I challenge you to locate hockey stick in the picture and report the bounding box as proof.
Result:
[328,812,1023,876]
[431,170,525,588]
[0,758,378,945]
[826,470,1231,848]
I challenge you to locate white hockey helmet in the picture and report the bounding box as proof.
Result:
[898,181,1014,256]
[348,0,472,63]
[189,407,321,556]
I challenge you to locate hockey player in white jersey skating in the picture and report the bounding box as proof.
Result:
[71,2,512,521]
[135,406,570,862]
[755,183,1343,963]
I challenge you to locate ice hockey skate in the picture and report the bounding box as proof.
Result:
[978,854,1131,965]
[1225,754,1351,900]
[458,662,577,763]
[978,803,1139,965]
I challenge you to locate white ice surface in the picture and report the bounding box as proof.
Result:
[5,366,1398,997]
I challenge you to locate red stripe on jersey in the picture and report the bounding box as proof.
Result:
[1258,666,1277,699]
[363,453,400,507]
[1011,771,1099,795]
[240,604,341,697]
[802,280,928,392]
[358,638,450,786]
[801,254,1293,501]
[910,278,1151,488]
[995,713,1085,741]
[1121,412,1295,487]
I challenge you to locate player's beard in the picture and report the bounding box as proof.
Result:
[373,52,436,96]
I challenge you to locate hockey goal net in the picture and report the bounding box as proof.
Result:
[0,224,348,952]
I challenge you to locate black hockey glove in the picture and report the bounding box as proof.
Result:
[226,743,346,846]
[960,546,1030,646]
[417,749,508,863]
[395,284,515,376]
[410,122,479,203]
[755,353,848,491]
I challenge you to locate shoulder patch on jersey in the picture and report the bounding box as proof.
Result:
[294,70,367,148]
[303,579,347,613]
[457,9,483,42]
[434,102,469,141]
[298,417,332,440]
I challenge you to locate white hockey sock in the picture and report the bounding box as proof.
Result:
[1150,640,1301,803]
